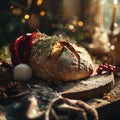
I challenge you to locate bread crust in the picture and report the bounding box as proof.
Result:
[29,33,94,82]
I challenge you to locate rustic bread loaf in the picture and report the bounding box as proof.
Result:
[29,33,94,82]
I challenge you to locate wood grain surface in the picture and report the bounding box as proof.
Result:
[53,65,114,100]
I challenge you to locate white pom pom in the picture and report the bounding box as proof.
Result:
[13,63,32,81]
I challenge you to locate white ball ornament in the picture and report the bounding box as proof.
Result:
[13,63,32,81]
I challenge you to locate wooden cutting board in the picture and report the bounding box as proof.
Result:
[53,65,115,100]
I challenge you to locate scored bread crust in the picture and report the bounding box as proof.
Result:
[29,34,94,82]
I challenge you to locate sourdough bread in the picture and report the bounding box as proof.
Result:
[29,33,94,82]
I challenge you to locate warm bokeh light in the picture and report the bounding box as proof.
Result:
[36,0,43,5]
[40,11,45,16]
[77,21,84,27]
[68,25,74,30]
[24,14,30,20]
[111,45,115,50]
[114,0,118,5]
[10,5,14,10]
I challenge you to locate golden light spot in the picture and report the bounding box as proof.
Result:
[111,45,115,50]
[10,5,14,10]
[68,25,74,30]
[24,14,30,20]
[36,0,43,5]
[78,21,84,27]
[40,11,45,16]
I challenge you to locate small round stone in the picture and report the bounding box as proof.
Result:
[13,63,32,81]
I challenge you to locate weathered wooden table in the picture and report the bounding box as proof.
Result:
[89,75,120,120]
[0,69,120,120]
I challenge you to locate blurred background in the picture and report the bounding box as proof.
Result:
[0,0,120,45]
[0,0,120,65]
